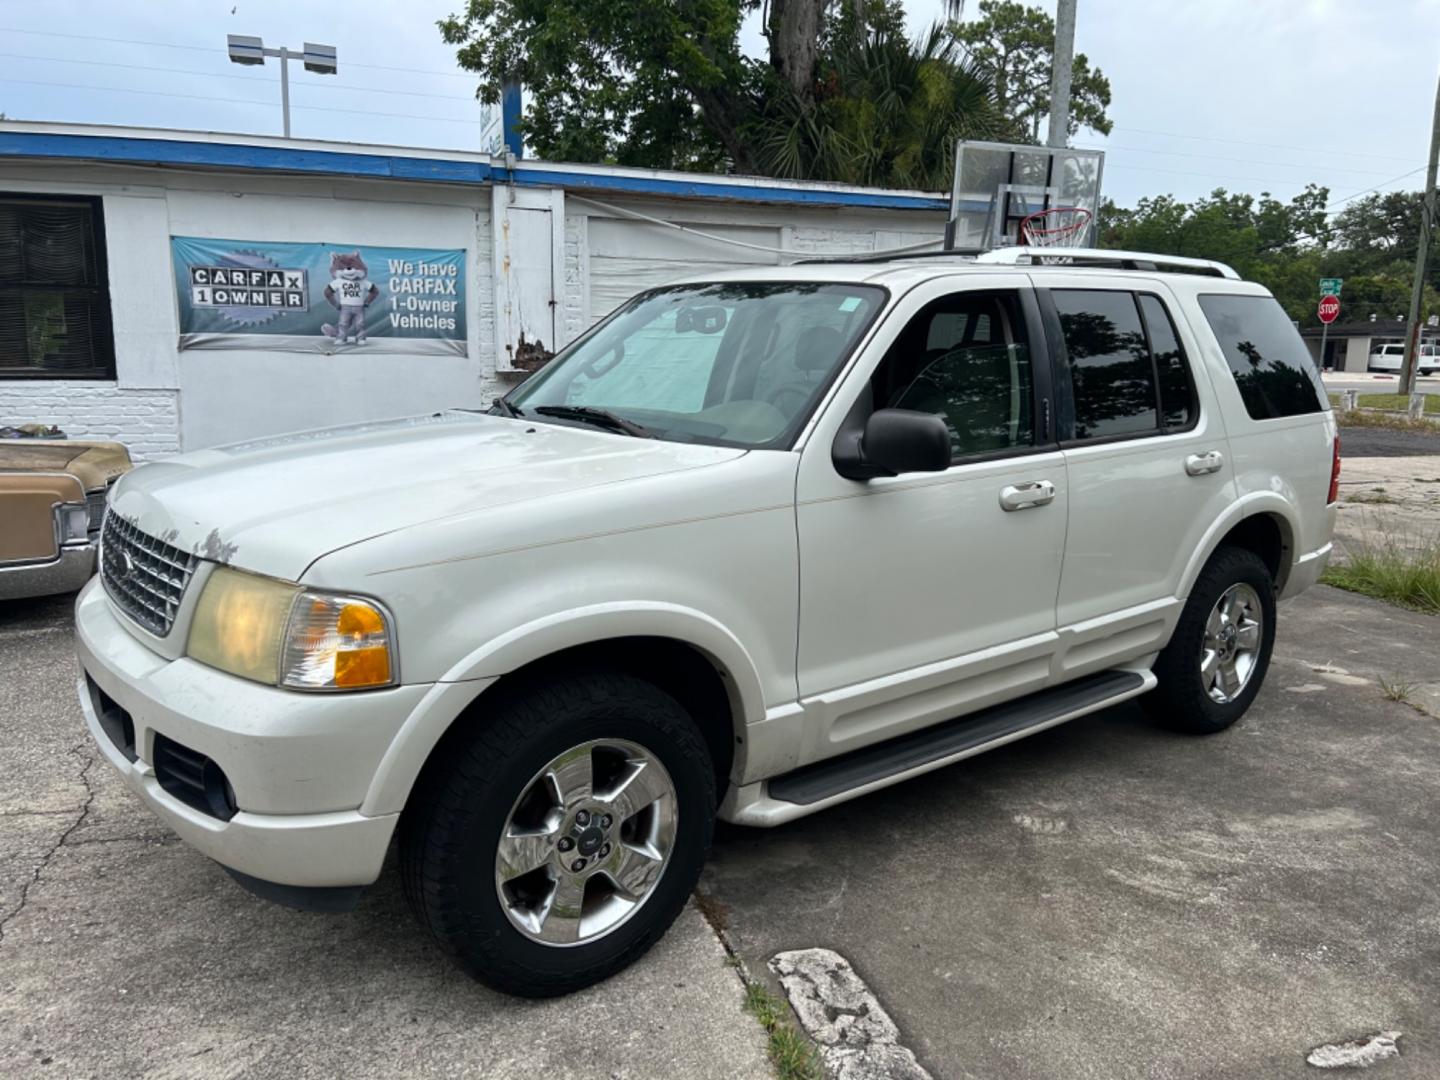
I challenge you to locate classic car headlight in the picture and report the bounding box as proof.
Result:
[186,566,395,690]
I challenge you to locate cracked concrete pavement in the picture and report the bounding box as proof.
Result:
[0,592,770,1080]
[700,583,1440,1079]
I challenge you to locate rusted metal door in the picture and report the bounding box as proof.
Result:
[492,187,564,372]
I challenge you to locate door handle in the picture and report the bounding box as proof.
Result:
[999,480,1056,511]
[1185,450,1225,476]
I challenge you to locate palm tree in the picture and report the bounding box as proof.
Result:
[753,23,1006,189]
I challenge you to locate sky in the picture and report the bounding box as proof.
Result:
[2,0,1439,213]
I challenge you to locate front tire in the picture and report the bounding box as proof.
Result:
[400,671,716,997]
[1147,545,1276,734]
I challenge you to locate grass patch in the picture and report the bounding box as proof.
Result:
[743,981,823,1080]
[1356,392,1440,412]
[1323,524,1440,613]
[1334,408,1440,433]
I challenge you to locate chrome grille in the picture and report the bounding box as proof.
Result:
[100,514,198,637]
[85,489,108,534]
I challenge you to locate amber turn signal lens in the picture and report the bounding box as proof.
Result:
[280,593,395,691]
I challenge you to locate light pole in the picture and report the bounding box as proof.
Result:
[226,35,337,138]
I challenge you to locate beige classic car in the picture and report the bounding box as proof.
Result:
[1,437,133,600]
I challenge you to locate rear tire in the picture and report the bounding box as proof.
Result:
[1147,545,1276,734]
[400,670,716,997]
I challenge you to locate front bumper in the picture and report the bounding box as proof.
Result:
[73,577,418,888]
[0,543,95,600]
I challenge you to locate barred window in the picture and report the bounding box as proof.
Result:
[0,194,116,379]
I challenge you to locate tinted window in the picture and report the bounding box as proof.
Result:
[1197,294,1326,420]
[1138,294,1195,430]
[1052,290,1157,440]
[875,291,1034,459]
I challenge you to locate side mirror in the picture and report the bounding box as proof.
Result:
[832,408,951,480]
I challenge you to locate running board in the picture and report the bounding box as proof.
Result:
[723,669,1153,827]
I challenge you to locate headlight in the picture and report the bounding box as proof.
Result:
[186,566,396,691]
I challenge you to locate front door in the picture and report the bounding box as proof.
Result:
[794,277,1067,763]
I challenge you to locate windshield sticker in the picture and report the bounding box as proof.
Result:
[838,296,863,312]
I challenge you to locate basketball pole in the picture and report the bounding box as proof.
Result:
[1046,0,1078,149]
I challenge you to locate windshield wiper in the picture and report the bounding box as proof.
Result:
[490,396,525,418]
[532,405,653,439]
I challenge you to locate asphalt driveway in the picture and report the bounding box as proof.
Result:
[701,585,1440,1079]
[4,582,1438,1079]
[0,592,769,1080]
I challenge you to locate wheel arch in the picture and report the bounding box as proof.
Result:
[1180,496,1298,599]
[361,605,765,816]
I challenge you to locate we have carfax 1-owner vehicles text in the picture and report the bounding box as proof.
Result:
[77,248,1338,997]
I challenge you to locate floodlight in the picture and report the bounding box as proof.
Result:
[227,34,266,66]
[302,43,338,75]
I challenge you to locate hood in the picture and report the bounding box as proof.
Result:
[0,439,134,490]
[108,412,745,581]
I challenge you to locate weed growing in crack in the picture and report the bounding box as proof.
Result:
[742,981,823,1080]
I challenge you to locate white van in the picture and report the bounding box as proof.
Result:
[1368,342,1439,375]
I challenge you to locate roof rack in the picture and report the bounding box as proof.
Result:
[796,248,984,265]
[976,246,1241,279]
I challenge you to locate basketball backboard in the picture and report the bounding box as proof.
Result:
[945,140,1105,251]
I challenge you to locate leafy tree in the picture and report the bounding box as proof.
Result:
[440,0,1008,187]
[1100,183,1440,329]
[950,0,1112,140]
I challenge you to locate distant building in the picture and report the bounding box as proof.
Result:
[1299,318,1435,372]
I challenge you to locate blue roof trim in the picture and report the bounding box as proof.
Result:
[499,165,950,211]
[0,130,950,211]
[0,132,491,184]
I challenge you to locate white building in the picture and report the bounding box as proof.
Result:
[0,121,950,457]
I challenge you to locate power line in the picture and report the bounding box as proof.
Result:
[1325,166,1428,212]
[0,51,478,103]
[0,25,476,79]
[1109,124,1417,164]
[1104,143,1413,179]
[0,77,482,126]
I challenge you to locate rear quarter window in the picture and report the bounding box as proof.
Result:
[1197,294,1326,420]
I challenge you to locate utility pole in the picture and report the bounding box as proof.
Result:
[1046,0,1078,149]
[1401,70,1440,395]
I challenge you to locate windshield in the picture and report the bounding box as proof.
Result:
[508,282,886,448]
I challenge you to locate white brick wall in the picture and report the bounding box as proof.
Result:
[0,383,181,460]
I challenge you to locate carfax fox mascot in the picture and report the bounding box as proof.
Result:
[322,251,380,344]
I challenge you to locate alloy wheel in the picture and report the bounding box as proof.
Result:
[1200,582,1264,704]
[494,738,677,947]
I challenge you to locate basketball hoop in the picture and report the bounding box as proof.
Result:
[1019,206,1093,262]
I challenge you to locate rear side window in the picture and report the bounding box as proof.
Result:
[1137,294,1195,430]
[1197,294,1326,420]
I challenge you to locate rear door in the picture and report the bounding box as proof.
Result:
[1035,277,1236,678]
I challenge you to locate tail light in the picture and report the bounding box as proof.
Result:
[1327,433,1341,504]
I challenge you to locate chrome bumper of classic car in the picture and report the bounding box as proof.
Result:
[0,543,98,601]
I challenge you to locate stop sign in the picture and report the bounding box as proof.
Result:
[1318,295,1340,324]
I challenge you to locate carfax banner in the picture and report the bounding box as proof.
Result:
[170,236,467,355]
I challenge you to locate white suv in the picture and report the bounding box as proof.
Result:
[76,248,1338,996]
